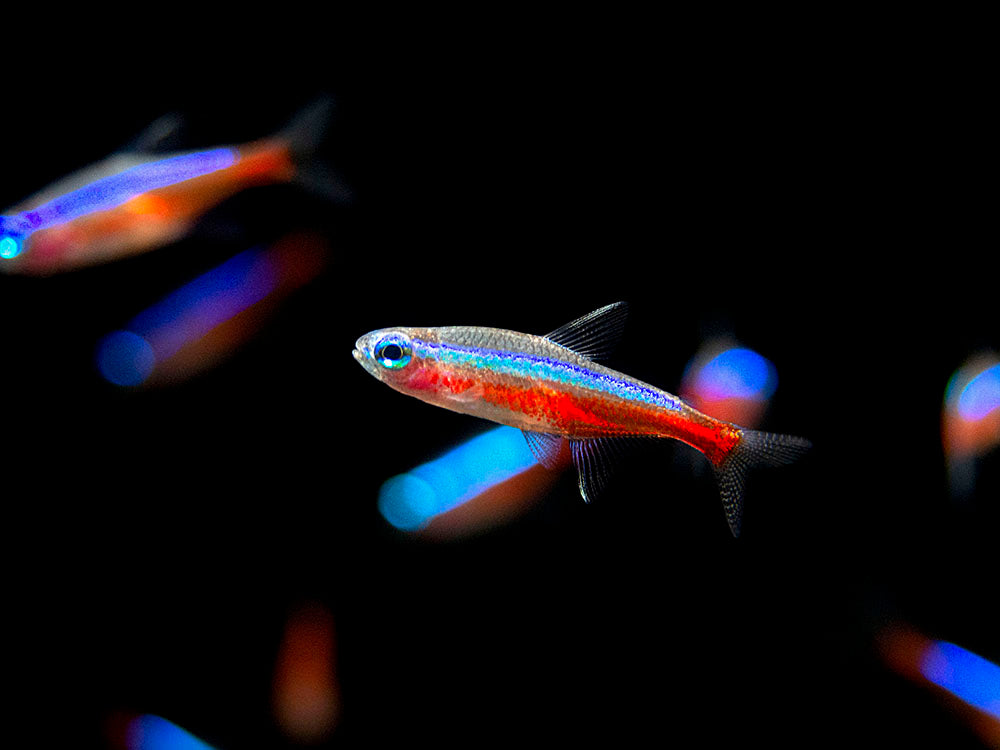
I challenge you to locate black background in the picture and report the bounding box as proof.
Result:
[3,13,996,748]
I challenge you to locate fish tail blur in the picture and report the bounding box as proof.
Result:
[713,429,811,537]
[276,96,353,204]
[279,96,335,161]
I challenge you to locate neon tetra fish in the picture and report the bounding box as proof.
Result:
[0,99,341,275]
[354,302,810,536]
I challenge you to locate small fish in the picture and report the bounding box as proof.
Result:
[354,302,810,536]
[0,98,343,275]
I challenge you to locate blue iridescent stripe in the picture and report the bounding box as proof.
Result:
[419,340,683,411]
[7,148,237,237]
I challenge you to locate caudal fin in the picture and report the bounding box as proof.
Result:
[713,429,811,537]
[278,95,353,204]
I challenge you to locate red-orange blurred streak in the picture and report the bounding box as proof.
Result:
[943,410,1000,458]
[876,625,1000,747]
[273,602,340,743]
[117,139,295,228]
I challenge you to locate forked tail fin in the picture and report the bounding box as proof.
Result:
[277,95,353,204]
[713,429,811,537]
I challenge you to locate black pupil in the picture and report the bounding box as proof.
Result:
[382,344,403,361]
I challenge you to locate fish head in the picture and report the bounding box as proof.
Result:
[0,216,27,261]
[354,326,485,416]
[354,327,425,389]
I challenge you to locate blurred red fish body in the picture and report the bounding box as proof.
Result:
[1,99,334,275]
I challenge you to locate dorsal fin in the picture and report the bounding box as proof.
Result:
[124,113,187,154]
[543,301,629,362]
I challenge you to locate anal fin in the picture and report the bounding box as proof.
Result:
[570,437,630,503]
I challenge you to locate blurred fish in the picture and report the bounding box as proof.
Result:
[96,231,329,387]
[0,98,344,275]
[354,303,810,536]
[942,353,1000,500]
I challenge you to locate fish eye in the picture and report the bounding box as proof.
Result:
[374,335,412,369]
[381,343,403,360]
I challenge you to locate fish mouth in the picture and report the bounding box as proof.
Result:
[353,337,379,377]
[353,336,368,364]
[353,347,373,373]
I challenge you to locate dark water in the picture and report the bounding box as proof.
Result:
[2,17,995,748]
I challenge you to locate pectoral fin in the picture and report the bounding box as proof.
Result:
[522,431,564,470]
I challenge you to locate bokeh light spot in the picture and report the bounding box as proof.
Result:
[378,426,539,531]
[920,641,1000,719]
[694,347,777,401]
[96,330,156,386]
[126,714,217,750]
[956,364,1000,422]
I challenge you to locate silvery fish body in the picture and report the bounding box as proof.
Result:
[354,303,810,536]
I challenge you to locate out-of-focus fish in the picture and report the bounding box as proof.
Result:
[0,98,342,275]
[354,303,810,536]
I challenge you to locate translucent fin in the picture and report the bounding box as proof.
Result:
[713,429,811,537]
[124,112,186,154]
[279,95,337,162]
[278,95,353,204]
[544,302,629,363]
[522,431,564,470]
[570,437,629,503]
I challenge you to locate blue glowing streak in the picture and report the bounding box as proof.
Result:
[956,364,1000,421]
[920,641,1000,719]
[96,247,276,386]
[6,149,236,242]
[128,246,276,358]
[127,714,217,750]
[378,426,539,531]
[694,347,777,401]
